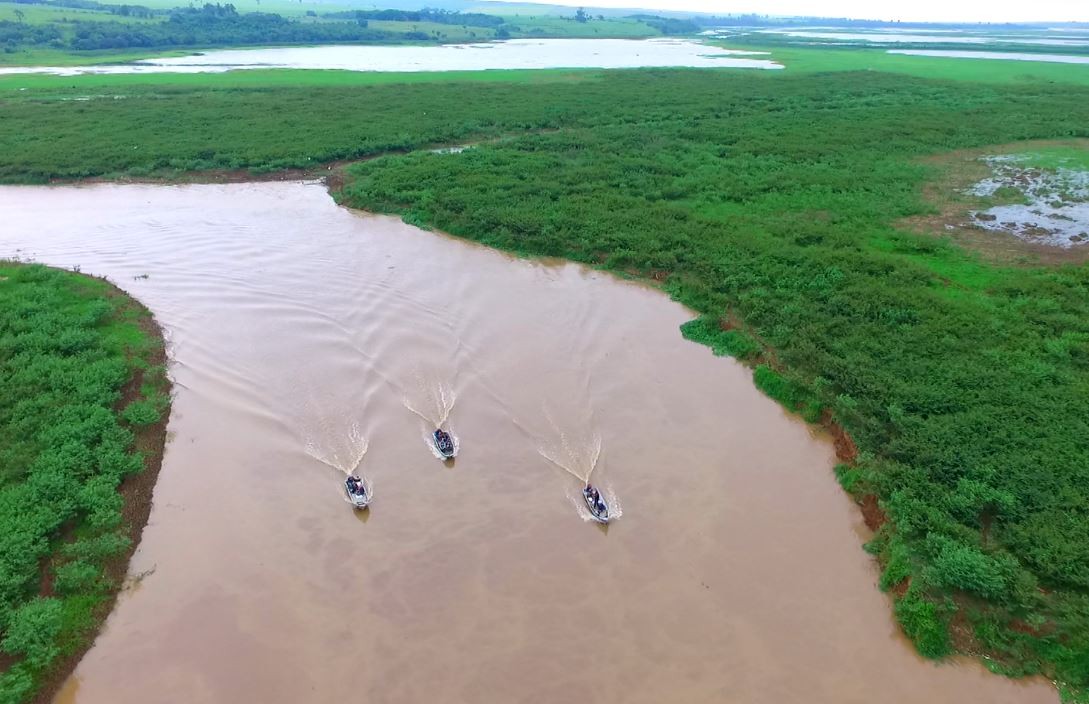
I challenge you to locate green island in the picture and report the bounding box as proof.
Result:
[2,9,1089,703]
[0,263,168,702]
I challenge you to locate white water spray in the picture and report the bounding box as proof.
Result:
[533,405,621,521]
[403,369,459,457]
[402,370,457,428]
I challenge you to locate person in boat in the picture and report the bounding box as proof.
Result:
[586,484,604,510]
[435,429,452,451]
[349,476,362,494]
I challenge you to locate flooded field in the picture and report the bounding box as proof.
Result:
[968,155,1089,247]
[0,183,1055,704]
[0,38,781,76]
[762,30,1089,46]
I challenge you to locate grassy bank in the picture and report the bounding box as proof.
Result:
[0,263,169,703]
[3,65,1089,695]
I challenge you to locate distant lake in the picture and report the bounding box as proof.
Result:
[0,38,783,76]
[889,50,1089,64]
[762,30,1089,46]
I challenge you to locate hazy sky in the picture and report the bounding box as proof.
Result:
[484,1,1089,23]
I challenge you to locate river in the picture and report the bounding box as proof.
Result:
[0,183,1055,704]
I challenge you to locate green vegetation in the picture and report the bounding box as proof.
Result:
[4,47,1089,695]
[0,1,154,24]
[737,43,1089,87]
[1015,145,1089,171]
[0,262,168,702]
[0,2,435,54]
[498,14,657,39]
[0,65,601,88]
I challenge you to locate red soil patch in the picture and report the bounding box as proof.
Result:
[948,608,981,655]
[1009,619,1056,639]
[860,494,887,532]
[829,422,859,465]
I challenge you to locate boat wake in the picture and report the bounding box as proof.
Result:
[402,372,457,428]
[305,420,369,477]
[535,407,602,485]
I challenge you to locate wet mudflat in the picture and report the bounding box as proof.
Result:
[0,183,1055,704]
[968,155,1089,247]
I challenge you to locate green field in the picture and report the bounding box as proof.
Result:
[502,14,656,38]
[732,43,1089,87]
[1014,144,1089,170]
[75,0,336,16]
[4,34,1089,701]
[0,0,157,23]
[0,46,195,66]
[0,1,153,23]
[0,66,604,90]
[365,19,497,42]
[0,263,169,703]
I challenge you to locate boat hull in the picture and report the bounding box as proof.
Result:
[583,491,610,524]
[344,480,370,509]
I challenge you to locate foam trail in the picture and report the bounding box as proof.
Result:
[402,369,457,428]
[536,406,601,484]
[305,420,369,475]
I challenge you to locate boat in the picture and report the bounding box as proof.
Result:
[583,485,610,524]
[344,475,370,509]
[432,428,456,459]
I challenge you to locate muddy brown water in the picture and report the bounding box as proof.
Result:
[0,183,1055,704]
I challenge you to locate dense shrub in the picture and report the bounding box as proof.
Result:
[0,263,165,701]
[0,599,63,668]
[895,586,952,659]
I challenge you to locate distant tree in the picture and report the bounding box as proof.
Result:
[575,7,588,23]
[14,8,25,22]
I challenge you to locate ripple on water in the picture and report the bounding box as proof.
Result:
[0,183,1056,704]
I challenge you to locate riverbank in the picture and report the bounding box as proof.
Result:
[0,263,170,704]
